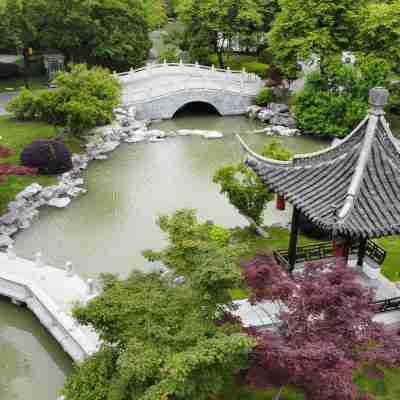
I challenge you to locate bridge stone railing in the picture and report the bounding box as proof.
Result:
[115,60,262,85]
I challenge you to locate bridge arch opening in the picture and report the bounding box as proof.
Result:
[173,102,221,118]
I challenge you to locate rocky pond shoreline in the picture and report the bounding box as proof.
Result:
[0,104,303,249]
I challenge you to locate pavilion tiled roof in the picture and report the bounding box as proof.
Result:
[239,88,400,239]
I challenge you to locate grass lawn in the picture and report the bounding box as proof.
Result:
[0,75,48,93]
[377,236,400,282]
[0,115,82,213]
[219,365,400,400]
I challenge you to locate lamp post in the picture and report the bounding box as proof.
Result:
[22,47,32,89]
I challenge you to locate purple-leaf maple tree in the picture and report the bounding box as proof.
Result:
[0,145,36,181]
[242,252,400,400]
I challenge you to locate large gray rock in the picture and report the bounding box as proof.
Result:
[270,114,297,129]
[16,183,42,200]
[47,197,71,208]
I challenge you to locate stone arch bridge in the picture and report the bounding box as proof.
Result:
[116,62,264,120]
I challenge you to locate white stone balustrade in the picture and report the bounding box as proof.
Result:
[0,248,100,363]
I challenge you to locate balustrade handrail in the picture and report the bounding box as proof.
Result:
[274,240,387,269]
[115,62,261,81]
[0,272,97,355]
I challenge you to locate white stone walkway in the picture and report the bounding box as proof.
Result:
[0,251,100,362]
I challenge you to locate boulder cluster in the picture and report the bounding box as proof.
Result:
[0,164,87,248]
[247,103,299,136]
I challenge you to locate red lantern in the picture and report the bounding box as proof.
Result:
[276,194,285,210]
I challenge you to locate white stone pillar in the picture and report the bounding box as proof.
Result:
[65,261,74,277]
[7,244,16,260]
[35,252,43,268]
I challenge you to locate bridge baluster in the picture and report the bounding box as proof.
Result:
[7,244,16,260]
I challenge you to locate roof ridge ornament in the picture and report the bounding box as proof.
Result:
[369,87,389,116]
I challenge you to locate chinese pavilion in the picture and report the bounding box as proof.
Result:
[238,87,399,274]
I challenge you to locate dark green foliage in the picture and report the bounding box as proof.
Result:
[255,88,275,106]
[358,1,400,69]
[388,83,400,115]
[293,56,391,137]
[20,139,72,175]
[7,64,121,135]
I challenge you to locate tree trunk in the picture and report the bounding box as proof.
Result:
[274,386,284,400]
[239,213,270,239]
[217,49,225,69]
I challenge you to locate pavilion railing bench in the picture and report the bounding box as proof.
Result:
[274,240,387,270]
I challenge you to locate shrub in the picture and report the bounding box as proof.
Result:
[158,44,181,63]
[258,48,274,64]
[6,88,38,120]
[7,64,121,135]
[243,62,269,79]
[293,56,391,137]
[20,140,73,175]
[255,88,275,106]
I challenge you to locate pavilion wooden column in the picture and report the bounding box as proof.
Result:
[276,194,286,210]
[357,238,368,267]
[332,236,351,262]
[288,207,300,273]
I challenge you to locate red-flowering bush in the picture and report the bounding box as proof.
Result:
[0,145,37,182]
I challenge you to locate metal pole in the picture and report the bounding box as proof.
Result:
[288,207,300,273]
[357,238,368,267]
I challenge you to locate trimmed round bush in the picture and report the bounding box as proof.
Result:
[20,140,72,175]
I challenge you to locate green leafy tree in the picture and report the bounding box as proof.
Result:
[268,0,366,79]
[177,0,263,67]
[143,209,246,311]
[143,0,168,30]
[213,163,272,227]
[24,0,151,71]
[213,140,289,228]
[358,1,400,69]
[293,55,391,137]
[62,269,253,400]
[213,140,292,230]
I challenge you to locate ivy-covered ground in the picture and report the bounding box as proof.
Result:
[0,115,82,213]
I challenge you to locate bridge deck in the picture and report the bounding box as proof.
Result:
[118,63,264,108]
[0,252,100,362]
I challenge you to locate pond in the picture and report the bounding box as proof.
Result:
[1,110,380,399]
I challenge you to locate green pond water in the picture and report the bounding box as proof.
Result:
[2,111,385,399]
